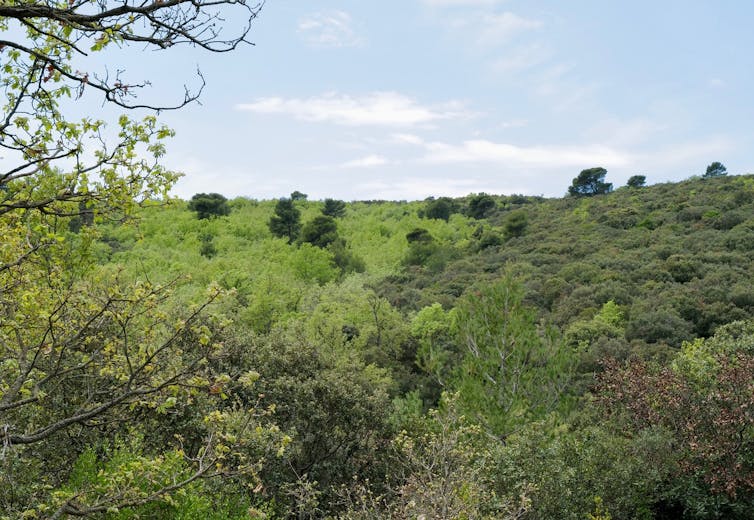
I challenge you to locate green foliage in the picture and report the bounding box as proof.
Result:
[596,325,754,517]
[497,420,672,520]
[626,175,647,188]
[199,232,217,258]
[404,228,438,266]
[405,227,433,243]
[223,325,394,514]
[568,167,613,196]
[411,303,459,402]
[503,210,528,238]
[625,306,694,347]
[422,196,458,222]
[268,198,301,244]
[322,198,347,218]
[329,239,367,275]
[289,243,339,284]
[451,276,576,436]
[188,193,231,219]
[664,254,702,283]
[0,2,276,512]
[339,393,530,519]
[467,193,496,219]
[564,300,625,350]
[300,215,339,248]
[290,190,308,201]
[6,118,754,519]
[704,161,728,177]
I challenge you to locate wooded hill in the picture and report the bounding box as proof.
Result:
[7,173,754,519]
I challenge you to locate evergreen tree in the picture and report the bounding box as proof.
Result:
[322,198,347,218]
[704,161,728,177]
[269,198,301,243]
[188,192,231,219]
[467,194,496,219]
[301,215,339,248]
[568,167,613,197]
[424,197,456,222]
[626,175,647,188]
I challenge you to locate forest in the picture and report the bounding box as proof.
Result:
[6,169,754,519]
[4,2,754,518]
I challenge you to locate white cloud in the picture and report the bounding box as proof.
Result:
[298,10,363,48]
[442,11,543,48]
[341,154,389,168]
[421,139,631,168]
[236,92,469,127]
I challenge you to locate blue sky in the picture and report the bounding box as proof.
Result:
[84,1,754,200]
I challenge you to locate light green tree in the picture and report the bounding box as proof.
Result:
[0,2,277,516]
[451,276,576,436]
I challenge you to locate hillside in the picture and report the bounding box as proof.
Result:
[109,174,754,355]
[8,174,754,519]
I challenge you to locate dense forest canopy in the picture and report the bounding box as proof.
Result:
[7,169,754,518]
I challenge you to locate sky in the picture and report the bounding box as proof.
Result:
[71,1,754,200]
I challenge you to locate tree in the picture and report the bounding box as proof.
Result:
[451,276,576,436]
[322,198,347,218]
[300,215,339,248]
[0,276,280,516]
[223,326,394,514]
[0,2,273,515]
[188,193,231,219]
[626,175,647,188]
[467,193,496,219]
[503,210,528,239]
[704,161,728,177]
[269,197,301,244]
[423,197,456,222]
[290,190,308,201]
[1,1,262,211]
[406,227,433,244]
[568,167,613,197]
[596,322,754,513]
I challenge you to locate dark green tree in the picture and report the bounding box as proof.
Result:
[290,190,308,201]
[406,228,434,244]
[568,167,613,197]
[269,198,301,244]
[626,175,647,188]
[188,193,230,219]
[704,162,728,178]
[322,198,347,218]
[199,232,217,258]
[404,228,438,266]
[423,197,456,222]
[467,194,496,219]
[503,210,528,239]
[300,215,339,248]
[330,239,366,274]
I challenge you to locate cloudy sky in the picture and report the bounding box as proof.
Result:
[90,1,754,200]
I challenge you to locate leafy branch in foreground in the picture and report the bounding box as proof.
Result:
[0,1,273,516]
